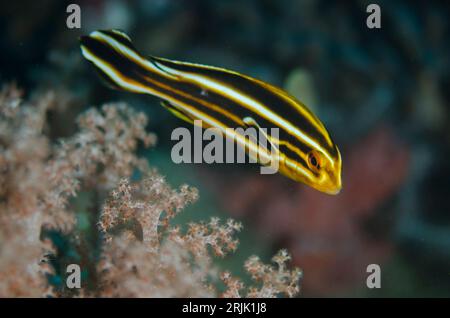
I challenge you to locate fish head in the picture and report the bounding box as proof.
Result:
[280,143,342,195]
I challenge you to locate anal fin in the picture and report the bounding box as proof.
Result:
[161,101,194,125]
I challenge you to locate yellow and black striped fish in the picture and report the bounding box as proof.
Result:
[80,29,342,194]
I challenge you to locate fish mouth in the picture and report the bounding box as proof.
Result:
[312,173,342,195]
[310,182,341,195]
[281,164,342,195]
[322,160,342,195]
[323,186,341,195]
[326,174,342,195]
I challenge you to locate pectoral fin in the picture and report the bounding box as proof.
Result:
[242,116,279,153]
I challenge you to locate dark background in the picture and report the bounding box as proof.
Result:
[1,0,449,297]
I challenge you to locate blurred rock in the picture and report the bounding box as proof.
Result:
[201,126,410,295]
[284,69,318,113]
[412,71,446,132]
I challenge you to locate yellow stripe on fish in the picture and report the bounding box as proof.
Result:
[80,29,342,194]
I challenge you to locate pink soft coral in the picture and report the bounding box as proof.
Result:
[0,84,301,298]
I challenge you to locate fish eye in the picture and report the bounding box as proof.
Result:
[307,150,321,171]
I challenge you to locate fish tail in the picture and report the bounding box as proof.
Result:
[79,29,173,94]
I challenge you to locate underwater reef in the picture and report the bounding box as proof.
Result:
[0,84,301,297]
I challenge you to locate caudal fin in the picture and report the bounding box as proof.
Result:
[80,29,171,94]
